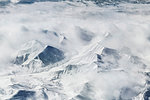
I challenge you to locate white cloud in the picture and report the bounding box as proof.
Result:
[0,1,150,99]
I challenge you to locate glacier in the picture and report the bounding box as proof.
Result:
[0,0,150,100]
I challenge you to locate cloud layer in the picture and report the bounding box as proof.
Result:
[0,1,150,100]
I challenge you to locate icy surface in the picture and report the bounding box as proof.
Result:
[0,0,150,100]
[14,40,65,69]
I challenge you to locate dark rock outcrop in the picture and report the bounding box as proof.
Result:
[10,90,35,100]
[36,46,65,66]
[144,89,150,100]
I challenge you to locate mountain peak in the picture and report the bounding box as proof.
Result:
[14,40,65,68]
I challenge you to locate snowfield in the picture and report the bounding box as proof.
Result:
[0,1,150,100]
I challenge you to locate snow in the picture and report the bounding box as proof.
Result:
[0,1,150,100]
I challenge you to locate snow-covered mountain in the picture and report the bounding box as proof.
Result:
[0,0,150,100]
[14,40,65,69]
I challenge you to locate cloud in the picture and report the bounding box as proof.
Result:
[0,1,150,99]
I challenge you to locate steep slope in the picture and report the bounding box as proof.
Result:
[0,1,150,100]
[14,40,65,69]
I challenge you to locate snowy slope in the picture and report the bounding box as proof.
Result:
[0,1,150,100]
[14,40,65,70]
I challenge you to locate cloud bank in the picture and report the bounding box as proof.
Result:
[0,1,150,100]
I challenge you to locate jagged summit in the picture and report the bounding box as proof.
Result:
[0,0,150,99]
[97,47,146,71]
[14,40,65,68]
[17,40,45,56]
[14,40,45,65]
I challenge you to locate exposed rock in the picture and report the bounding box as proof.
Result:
[14,40,65,68]
[10,90,35,100]
[36,46,65,66]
